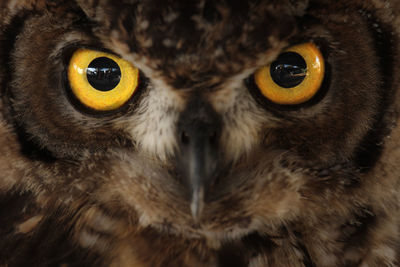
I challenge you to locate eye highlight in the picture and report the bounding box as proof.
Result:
[68,49,139,111]
[254,43,325,105]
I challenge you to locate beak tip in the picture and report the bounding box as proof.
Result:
[190,187,205,221]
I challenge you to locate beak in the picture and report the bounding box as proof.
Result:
[177,99,221,221]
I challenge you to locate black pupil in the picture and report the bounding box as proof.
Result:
[86,57,121,91]
[270,52,307,88]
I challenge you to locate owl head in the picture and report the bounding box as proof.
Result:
[2,0,399,245]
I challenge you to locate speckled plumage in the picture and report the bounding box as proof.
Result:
[1,0,400,266]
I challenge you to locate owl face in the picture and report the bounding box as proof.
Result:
[6,0,393,241]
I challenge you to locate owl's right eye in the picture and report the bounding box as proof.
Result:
[67,49,139,111]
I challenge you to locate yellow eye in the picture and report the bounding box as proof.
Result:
[254,43,325,105]
[68,49,139,111]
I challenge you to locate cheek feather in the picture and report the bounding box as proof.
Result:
[15,215,43,234]
[209,80,278,162]
[127,76,184,161]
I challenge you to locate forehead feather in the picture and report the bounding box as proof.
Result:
[77,0,306,87]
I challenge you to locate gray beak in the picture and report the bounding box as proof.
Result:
[177,99,221,220]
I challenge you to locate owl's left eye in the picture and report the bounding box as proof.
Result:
[67,49,139,111]
[254,43,325,105]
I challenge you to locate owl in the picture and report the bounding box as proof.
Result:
[0,0,400,266]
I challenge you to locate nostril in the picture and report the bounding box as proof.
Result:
[181,131,190,145]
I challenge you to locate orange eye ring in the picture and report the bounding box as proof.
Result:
[254,43,325,105]
[68,49,139,111]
